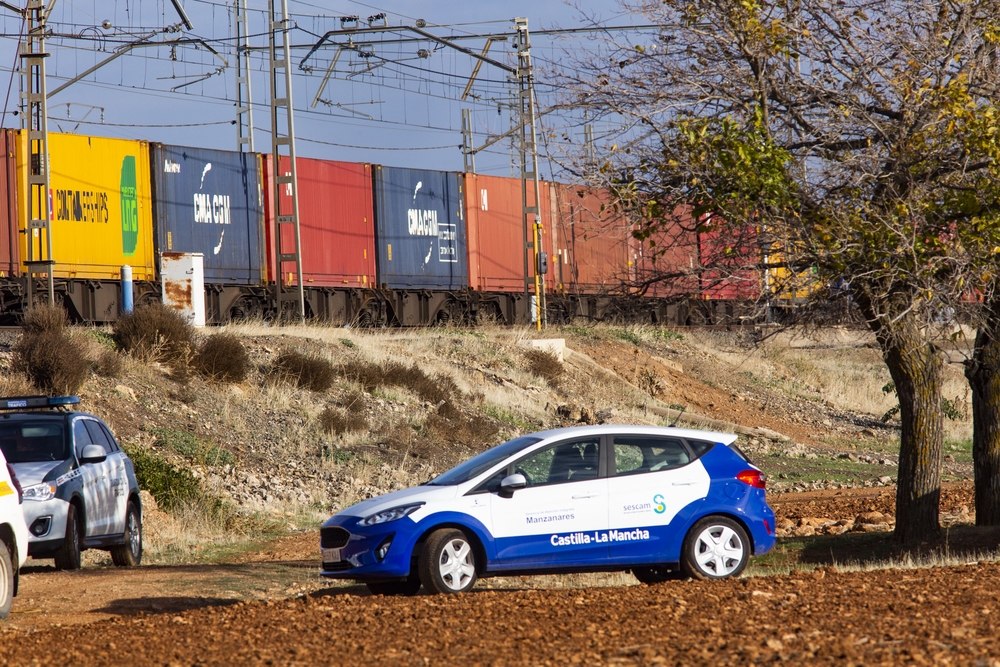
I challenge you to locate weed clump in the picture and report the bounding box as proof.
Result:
[319,406,368,435]
[13,304,89,395]
[123,444,203,511]
[195,333,249,383]
[339,359,461,417]
[524,348,564,388]
[113,302,195,364]
[274,350,334,392]
[144,426,235,467]
[95,348,124,378]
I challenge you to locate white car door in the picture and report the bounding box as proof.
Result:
[489,436,609,568]
[74,420,114,537]
[606,434,710,562]
[88,421,128,535]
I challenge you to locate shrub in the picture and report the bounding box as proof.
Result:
[121,444,203,512]
[339,359,458,407]
[21,303,66,335]
[194,333,249,383]
[525,348,564,388]
[144,426,235,467]
[113,302,194,363]
[95,348,124,378]
[319,406,368,435]
[274,350,334,392]
[12,330,89,395]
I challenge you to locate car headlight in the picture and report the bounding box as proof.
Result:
[21,483,56,502]
[360,503,424,526]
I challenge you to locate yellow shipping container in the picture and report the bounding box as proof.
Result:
[16,131,155,281]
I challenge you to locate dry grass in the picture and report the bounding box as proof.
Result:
[524,348,564,388]
[273,350,335,392]
[195,333,250,383]
[20,303,67,335]
[13,329,89,395]
[114,302,195,364]
[319,405,368,435]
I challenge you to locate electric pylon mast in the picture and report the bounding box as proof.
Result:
[21,0,55,306]
[235,0,254,152]
[268,0,305,322]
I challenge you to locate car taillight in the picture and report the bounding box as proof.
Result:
[736,469,766,489]
[6,463,22,504]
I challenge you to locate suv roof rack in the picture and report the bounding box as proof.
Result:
[0,396,80,411]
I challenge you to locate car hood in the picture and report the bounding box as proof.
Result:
[11,460,65,486]
[334,484,460,520]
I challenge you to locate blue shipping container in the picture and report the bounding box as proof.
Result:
[151,144,263,285]
[373,166,467,290]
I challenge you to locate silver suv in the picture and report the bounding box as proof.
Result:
[0,396,143,570]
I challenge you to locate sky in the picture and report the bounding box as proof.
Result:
[0,0,642,177]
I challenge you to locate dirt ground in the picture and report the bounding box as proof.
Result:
[3,485,1000,666]
[4,558,1000,665]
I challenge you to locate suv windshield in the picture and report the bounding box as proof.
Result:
[427,436,543,486]
[0,420,69,463]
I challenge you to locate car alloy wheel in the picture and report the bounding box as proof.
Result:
[682,516,749,580]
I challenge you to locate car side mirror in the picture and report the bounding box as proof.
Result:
[499,473,527,498]
[80,445,107,464]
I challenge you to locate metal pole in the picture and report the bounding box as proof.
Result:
[268,0,305,323]
[21,0,55,306]
[461,108,475,174]
[235,0,255,152]
[516,17,544,329]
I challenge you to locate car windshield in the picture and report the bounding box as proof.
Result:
[427,435,543,486]
[0,420,69,463]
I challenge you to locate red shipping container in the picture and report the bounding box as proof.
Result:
[698,215,761,300]
[262,156,375,287]
[550,183,634,295]
[464,173,554,293]
[634,203,701,298]
[0,130,17,278]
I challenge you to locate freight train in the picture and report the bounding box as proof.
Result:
[0,129,766,327]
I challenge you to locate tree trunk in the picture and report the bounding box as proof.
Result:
[881,327,944,543]
[966,294,1000,525]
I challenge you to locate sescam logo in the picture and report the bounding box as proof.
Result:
[120,156,139,257]
[653,494,666,514]
[550,529,651,547]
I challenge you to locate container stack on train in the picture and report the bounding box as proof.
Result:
[0,128,768,327]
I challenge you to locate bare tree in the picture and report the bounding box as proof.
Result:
[561,0,1000,542]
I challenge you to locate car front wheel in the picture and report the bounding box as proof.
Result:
[111,501,142,567]
[418,528,477,594]
[681,516,750,580]
[54,505,82,571]
[0,540,13,619]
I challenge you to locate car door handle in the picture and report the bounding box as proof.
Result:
[672,481,697,486]
[572,492,599,499]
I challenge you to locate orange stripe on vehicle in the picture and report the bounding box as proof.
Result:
[0,481,12,497]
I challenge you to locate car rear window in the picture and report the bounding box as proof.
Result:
[0,421,69,463]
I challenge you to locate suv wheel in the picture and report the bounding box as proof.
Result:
[54,504,82,571]
[111,501,142,567]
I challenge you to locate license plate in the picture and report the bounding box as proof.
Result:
[322,548,342,564]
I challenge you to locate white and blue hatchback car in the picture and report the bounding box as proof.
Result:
[320,425,776,595]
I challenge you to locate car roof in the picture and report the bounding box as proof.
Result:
[0,411,99,421]
[526,424,739,444]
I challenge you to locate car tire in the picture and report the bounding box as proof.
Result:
[54,504,82,571]
[0,540,13,619]
[110,501,142,567]
[418,528,478,594]
[366,577,421,596]
[632,565,682,585]
[681,516,750,580]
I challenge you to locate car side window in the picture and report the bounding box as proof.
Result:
[686,439,715,459]
[613,436,690,476]
[513,438,601,487]
[84,420,113,454]
[98,423,120,452]
[73,420,93,458]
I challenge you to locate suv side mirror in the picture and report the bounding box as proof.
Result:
[499,473,527,498]
[80,445,107,464]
